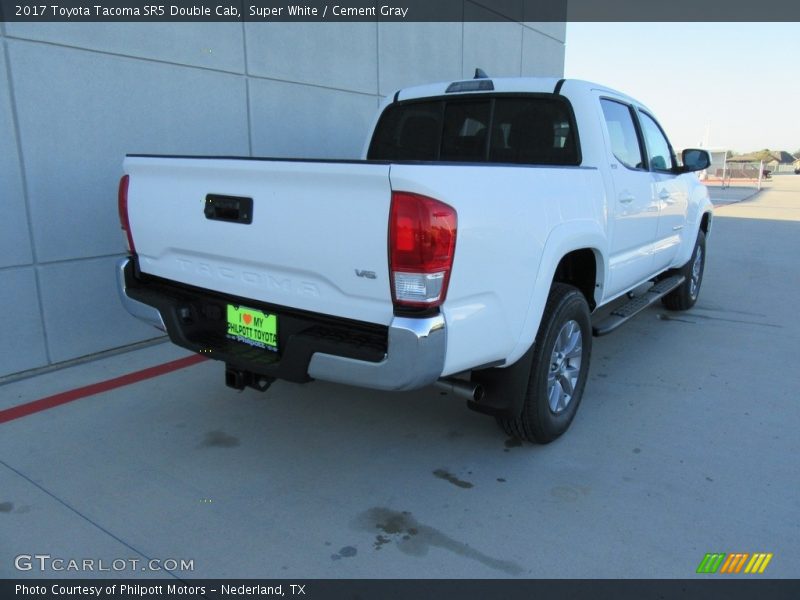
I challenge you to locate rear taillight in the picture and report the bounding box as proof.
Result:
[117,174,136,254]
[389,191,457,308]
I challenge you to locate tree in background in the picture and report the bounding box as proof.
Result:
[752,149,773,161]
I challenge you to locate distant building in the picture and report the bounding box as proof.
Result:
[728,151,796,173]
[706,149,728,180]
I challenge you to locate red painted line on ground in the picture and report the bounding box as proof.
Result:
[0,354,208,424]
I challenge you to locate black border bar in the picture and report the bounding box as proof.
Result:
[2,0,800,22]
[3,579,800,600]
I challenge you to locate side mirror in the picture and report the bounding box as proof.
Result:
[681,148,711,172]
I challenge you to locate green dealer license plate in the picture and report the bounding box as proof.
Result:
[226,304,278,352]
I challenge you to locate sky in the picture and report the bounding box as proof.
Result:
[564,22,800,154]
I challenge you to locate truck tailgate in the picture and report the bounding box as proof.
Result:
[124,156,394,326]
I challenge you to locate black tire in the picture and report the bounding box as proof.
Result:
[661,230,706,311]
[496,283,592,444]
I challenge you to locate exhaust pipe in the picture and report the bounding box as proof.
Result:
[435,378,484,403]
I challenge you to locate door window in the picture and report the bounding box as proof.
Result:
[600,99,645,170]
[639,111,675,172]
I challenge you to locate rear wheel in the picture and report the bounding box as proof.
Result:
[662,230,705,311]
[497,283,592,443]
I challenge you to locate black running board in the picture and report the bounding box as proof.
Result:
[592,275,685,337]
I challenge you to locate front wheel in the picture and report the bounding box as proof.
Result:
[497,283,592,443]
[662,230,706,311]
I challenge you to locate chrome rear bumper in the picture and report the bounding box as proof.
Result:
[116,257,445,391]
[116,257,166,331]
[308,314,445,391]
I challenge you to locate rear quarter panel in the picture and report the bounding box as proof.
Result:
[389,163,604,375]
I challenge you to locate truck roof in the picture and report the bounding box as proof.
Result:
[396,76,644,109]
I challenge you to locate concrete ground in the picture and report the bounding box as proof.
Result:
[1,177,798,580]
[705,182,764,206]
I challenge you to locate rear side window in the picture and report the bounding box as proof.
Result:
[368,95,580,166]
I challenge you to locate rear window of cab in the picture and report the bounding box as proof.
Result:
[368,94,581,166]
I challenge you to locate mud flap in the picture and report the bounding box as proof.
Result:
[468,342,536,418]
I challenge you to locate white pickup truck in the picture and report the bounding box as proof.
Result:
[116,74,712,443]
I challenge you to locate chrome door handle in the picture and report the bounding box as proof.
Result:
[658,189,671,200]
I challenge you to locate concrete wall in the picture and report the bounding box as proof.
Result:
[0,12,565,378]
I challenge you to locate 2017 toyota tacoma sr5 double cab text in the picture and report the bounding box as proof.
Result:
[116,74,712,443]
